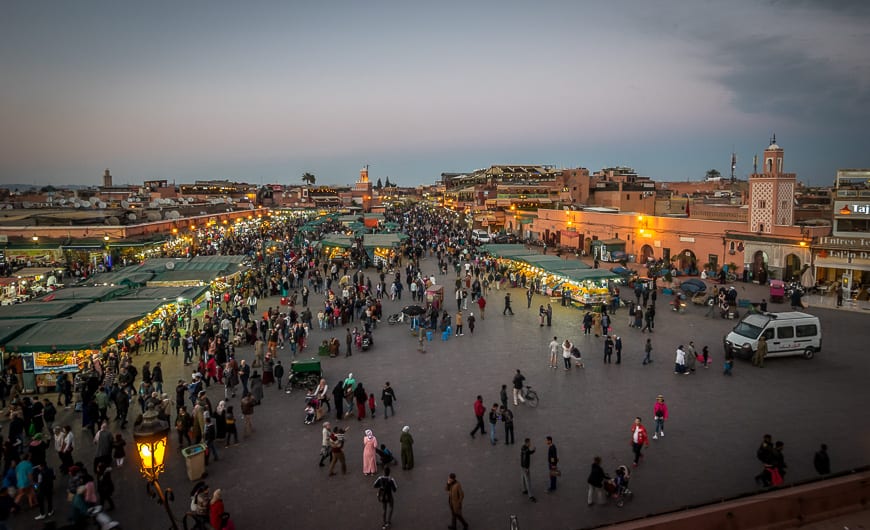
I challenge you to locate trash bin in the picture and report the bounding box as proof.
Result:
[182,443,207,481]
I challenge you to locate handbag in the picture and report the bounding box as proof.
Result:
[549,467,562,478]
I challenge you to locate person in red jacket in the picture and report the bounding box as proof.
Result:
[469,396,486,438]
[630,417,650,467]
[653,395,669,440]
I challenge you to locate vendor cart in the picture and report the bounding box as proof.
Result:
[425,284,443,310]
[287,357,323,392]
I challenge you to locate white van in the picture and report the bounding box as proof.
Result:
[471,229,491,243]
[724,311,821,360]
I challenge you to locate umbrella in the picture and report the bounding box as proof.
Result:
[402,305,426,316]
[610,266,633,276]
[680,278,708,294]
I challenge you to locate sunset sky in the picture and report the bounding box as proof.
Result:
[1,1,869,187]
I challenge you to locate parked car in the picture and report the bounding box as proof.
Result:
[492,233,518,244]
[471,229,491,243]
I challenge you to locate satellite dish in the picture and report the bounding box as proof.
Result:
[165,261,175,270]
[98,202,107,209]
[121,200,129,209]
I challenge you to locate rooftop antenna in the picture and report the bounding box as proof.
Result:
[753,154,758,174]
[730,149,737,183]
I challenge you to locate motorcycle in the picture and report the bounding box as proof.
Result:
[361,332,373,351]
[671,292,687,313]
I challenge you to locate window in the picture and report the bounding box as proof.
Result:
[796,324,817,337]
[729,241,736,252]
[626,194,630,200]
[757,200,766,209]
[777,326,794,339]
[762,328,775,340]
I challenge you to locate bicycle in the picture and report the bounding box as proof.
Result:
[520,385,539,408]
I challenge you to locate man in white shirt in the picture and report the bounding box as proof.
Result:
[674,346,688,375]
[548,337,560,369]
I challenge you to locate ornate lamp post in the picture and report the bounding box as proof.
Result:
[134,406,179,530]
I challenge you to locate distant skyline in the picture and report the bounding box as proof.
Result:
[2,1,869,187]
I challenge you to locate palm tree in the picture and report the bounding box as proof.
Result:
[301,172,316,186]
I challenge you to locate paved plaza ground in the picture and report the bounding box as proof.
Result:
[11,254,870,530]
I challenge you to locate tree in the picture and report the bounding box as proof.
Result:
[376,178,383,189]
[384,177,393,187]
[705,169,722,180]
[301,172,316,186]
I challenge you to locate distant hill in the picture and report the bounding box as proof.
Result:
[0,184,92,192]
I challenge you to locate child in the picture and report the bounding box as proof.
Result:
[723,348,734,376]
[304,404,316,425]
[112,433,126,468]
[368,393,377,418]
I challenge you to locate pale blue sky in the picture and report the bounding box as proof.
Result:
[1,1,868,187]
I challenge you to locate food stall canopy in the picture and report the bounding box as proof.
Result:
[118,285,207,302]
[38,285,129,302]
[0,300,85,320]
[320,234,354,249]
[561,269,619,282]
[0,318,47,345]
[13,267,63,279]
[516,255,569,267]
[5,315,135,352]
[81,270,155,287]
[70,299,166,320]
[362,234,406,248]
[590,239,626,249]
[147,270,224,285]
[479,244,539,258]
[536,260,591,271]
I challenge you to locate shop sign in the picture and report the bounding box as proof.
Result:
[679,236,695,243]
[821,250,870,260]
[818,236,870,248]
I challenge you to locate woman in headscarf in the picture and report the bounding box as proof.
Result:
[215,400,227,441]
[400,425,415,470]
[354,381,367,421]
[363,429,378,476]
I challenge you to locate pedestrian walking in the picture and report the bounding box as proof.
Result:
[328,426,348,476]
[445,473,468,530]
[548,337,559,369]
[642,338,653,365]
[455,311,464,336]
[614,336,623,364]
[240,394,255,436]
[467,312,475,334]
[724,347,734,376]
[33,463,55,520]
[753,336,768,368]
[630,417,650,467]
[685,341,697,372]
[653,395,668,439]
[488,404,499,445]
[562,340,573,370]
[512,370,526,406]
[363,429,378,476]
[374,467,398,529]
[500,384,508,409]
[633,305,643,329]
[469,396,486,438]
[318,421,332,467]
[520,438,537,502]
[814,444,830,475]
[273,360,284,389]
[501,406,514,445]
[503,293,514,315]
[546,303,552,326]
[332,380,345,420]
[674,345,688,375]
[586,456,606,506]
[546,436,559,492]
[642,304,655,332]
[527,289,534,309]
[381,382,397,419]
[400,426,414,470]
[603,335,614,364]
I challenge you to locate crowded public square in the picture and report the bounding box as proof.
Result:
[0,205,868,530]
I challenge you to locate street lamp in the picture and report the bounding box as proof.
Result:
[134,407,179,530]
